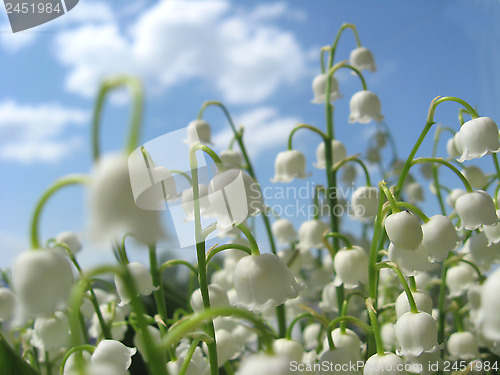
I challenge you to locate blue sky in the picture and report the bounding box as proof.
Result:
[1,0,500,268]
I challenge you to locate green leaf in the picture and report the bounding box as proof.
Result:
[0,334,40,375]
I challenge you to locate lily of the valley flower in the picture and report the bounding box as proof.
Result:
[384,210,423,251]
[190,284,230,312]
[207,169,264,232]
[181,184,215,221]
[394,311,439,357]
[91,340,137,374]
[364,353,406,375]
[311,73,342,104]
[0,288,16,323]
[333,246,369,288]
[480,267,500,341]
[32,311,70,352]
[461,165,488,189]
[455,190,498,230]
[348,90,384,124]
[233,253,302,311]
[349,47,377,72]
[114,262,157,305]
[314,140,347,169]
[220,149,243,169]
[421,215,460,262]
[271,150,310,183]
[395,290,433,318]
[350,186,380,220]
[446,331,480,360]
[456,117,500,162]
[185,119,212,145]
[297,219,330,251]
[272,218,297,245]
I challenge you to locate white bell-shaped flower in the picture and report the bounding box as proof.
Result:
[447,136,461,159]
[480,267,500,341]
[333,246,369,289]
[350,186,380,220]
[349,47,377,72]
[91,340,136,373]
[272,338,304,362]
[233,253,302,311]
[395,290,433,318]
[419,163,433,180]
[461,166,488,189]
[206,329,242,367]
[331,328,362,360]
[133,325,162,363]
[385,211,423,251]
[395,311,439,357]
[404,346,442,375]
[381,323,398,352]
[364,353,406,375]
[181,184,215,222]
[311,73,342,104]
[272,218,297,245]
[190,284,230,312]
[0,288,16,322]
[455,190,498,230]
[348,90,384,124]
[446,188,466,209]
[446,263,478,298]
[456,117,500,162]
[447,331,480,360]
[462,232,500,271]
[319,282,339,312]
[32,311,70,352]
[236,354,291,375]
[169,342,209,375]
[297,219,330,251]
[185,119,212,145]
[341,164,357,185]
[208,169,264,232]
[89,303,128,341]
[271,150,310,183]
[221,238,251,270]
[13,249,73,317]
[317,347,362,375]
[314,140,347,169]
[302,323,322,351]
[219,149,243,169]
[366,147,381,164]
[421,215,460,262]
[388,243,434,276]
[63,351,92,375]
[89,154,166,245]
[56,231,82,254]
[114,262,156,305]
[483,210,500,244]
[405,182,424,203]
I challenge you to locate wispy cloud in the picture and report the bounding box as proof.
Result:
[51,0,310,105]
[212,106,300,158]
[0,101,88,163]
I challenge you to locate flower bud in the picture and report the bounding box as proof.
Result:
[114,262,156,305]
[447,331,480,360]
[461,166,488,189]
[456,117,500,162]
[272,218,297,245]
[297,219,330,251]
[351,186,380,220]
[319,282,339,312]
[341,164,357,185]
[455,190,498,230]
[333,246,369,289]
[404,182,424,203]
[421,215,460,262]
[348,90,384,124]
[56,231,82,254]
[13,249,73,317]
[233,253,302,311]
[331,328,361,360]
[446,263,477,298]
[385,211,423,250]
[395,290,433,318]
[271,150,309,183]
[311,73,342,104]
[395,311,439,356]
[314,140,347,169]
[381,323,398,352]
[349,47,376,72]
[185,119,212,145]
[133,325,161,363]
[208,169,264,232]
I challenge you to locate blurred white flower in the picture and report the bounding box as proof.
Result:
[272,218,297,245]
[185,119,212,145]
[348,90,384,124]
[297,219,329,251]
[333,246,369,289]
[311,73,342,104]
[349,47,376,72]
[455,190,498,230]
[271,150,310,183]
[314,140,347,169]
[114,262,157,305]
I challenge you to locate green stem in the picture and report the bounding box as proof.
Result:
[30,174,89,249]
[323,232,353,249]
[379,181,400,213]
[368,188,387,306]
[288,123,328,150]
[333,156,371,186]
[327,315,373,338]
[149,244,169,326]
[59,345,95,375]
[411,157,473,192]
[236,224,260,255]
[395,202,430,223]
[178,338,204,375]
[327,62,367,92]
[170,170,193,185]
[366,298,385,356]
[160,260,198,275]
[319,45,330,74]
[92,75,143,161]
[206,244,252,264]
[493,154,500,182]
[286,313,313,340]
[408,276,417,292]
[376,262,418,313]
[327,23,361,69]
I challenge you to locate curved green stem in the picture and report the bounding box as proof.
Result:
[323,232,353,249]
[189,143,226,173]
[395,202,430,223]
[286,313,313,340]
[59,345,95,375]
[170,170,193,185]
[288,123,328,150]
[379,181,399,213]
[160,260,198,275]
[92,75,143,161]
[368,188,387,306]
[206,243,252,264]
[366,298,385,356]
[411,157,473,192]
[376,262,418,313]
[327,23,361,70]
[327,62,367,91]
[178,337,205,375]
[319,45,330,74]
[326,315,373,338]
[236,223,260,255]
[334,156,371,186]
[30,174,89,249]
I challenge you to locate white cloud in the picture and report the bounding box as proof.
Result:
[0,101,88,163]
[0,23,37,52]
[212,106,300,158]
[52,0,309,104]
